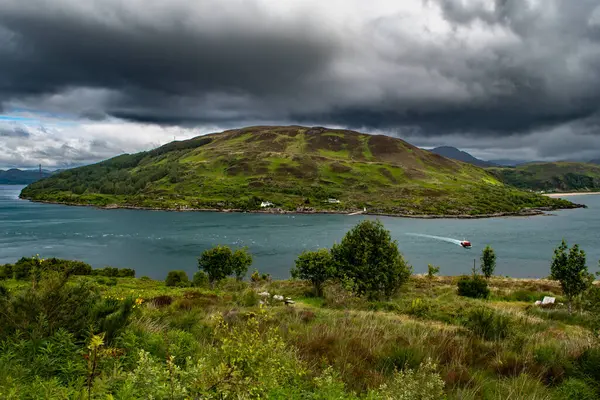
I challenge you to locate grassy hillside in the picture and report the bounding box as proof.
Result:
[488,162,600,193]
[1,265,599,398]
[21,126,576,215]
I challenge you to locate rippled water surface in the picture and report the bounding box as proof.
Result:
[1,185,599,279]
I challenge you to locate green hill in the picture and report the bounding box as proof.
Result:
[20,126,577,216]
[0,168,52,185]
[488,162,600,193]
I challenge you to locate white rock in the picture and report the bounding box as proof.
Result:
[273,295,284,301]
[534,300,542,305]
[258,292,270,298]
[542,296,555,305]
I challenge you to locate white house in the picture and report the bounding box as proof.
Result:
[260,201,274,208]
[327,198,341,204]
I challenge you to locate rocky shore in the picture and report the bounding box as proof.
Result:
[20,197,587,219]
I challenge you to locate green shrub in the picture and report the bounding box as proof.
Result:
[0,264,13,280]
[117,268,136,277]
[198,245,253,285]
[291,248,336,297]
[0,272,132,343]
[366,358,446,400]
[13,257,34,280]
[192,271,209,288]
[481,245,496,278]
[462,308,512,341]
[575,347,600,384]
[91,266,134,277]
[236,288,260,307]
[165,270,190,287]
[427,264,440,280]
[331,220,412,300]
[550,240,594,313]
[457,275,490,299]
[555,378,598,400]
[408,298,431,318]
[379,345,425,374]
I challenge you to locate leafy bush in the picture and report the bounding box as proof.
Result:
[366,358,446,400]
[575,347,600,384]
[92,266,135,277]
[0,272,133,343]
[117,268,136,277]
[165,270,190,287]
[197,245,253,285]
[555,378,598,400]
[0,264,13,280]
[192,271,209,288]
[331,220,412,300]
[457,275,490,299]
[13,257,34,280]
[408,298,431,318]
[427,264,440,280]
[481,245,496,278]
[235,288,260,307]
[291,249,336,297]
[550,240,594,313]
[462,308,512,341]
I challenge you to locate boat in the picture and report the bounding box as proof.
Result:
[460,240,472,248]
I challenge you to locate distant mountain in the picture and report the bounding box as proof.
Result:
[590,159,600,165]
[488,162,600,192]
[429,146,497,167]
[487,159,532,167]
[0,169,52,185]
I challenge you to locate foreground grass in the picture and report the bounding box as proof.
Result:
[2,274,599,399]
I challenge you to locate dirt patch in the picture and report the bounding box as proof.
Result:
[330,162,352,174]
[368,135,405,162]
[425,152,461,171]
[379,167,397,184]
[277,163,318,179]
[403,167,427,180]
[305,130,361,154]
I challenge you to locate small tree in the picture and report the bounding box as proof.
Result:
[198,245,253,286]
[192,271,209,288]
[331,219,412,300]
[550,240,594,313]
[291,249,335,297]
[480,246,496,279]
[231,248,253,281]
[427,264,440,280]
[165,270,189,287]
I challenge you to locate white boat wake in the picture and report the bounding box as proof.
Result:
[405,233,464,247]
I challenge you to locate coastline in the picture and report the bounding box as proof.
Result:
[19,197,586,220]
[544,191,600,198]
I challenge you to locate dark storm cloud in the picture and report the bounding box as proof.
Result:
[2,0,600,152]
[0,125,30,138]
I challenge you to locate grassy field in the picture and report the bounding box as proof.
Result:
[1,271,599,399]
[20,126,577,216]
[488,162,600,193]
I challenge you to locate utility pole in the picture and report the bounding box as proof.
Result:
[39,164,42,179]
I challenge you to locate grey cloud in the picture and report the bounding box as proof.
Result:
[2,0,600,164]
[0,125,30,138]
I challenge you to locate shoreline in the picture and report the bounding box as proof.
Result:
[544,191,600,198]
[19,197,586,220]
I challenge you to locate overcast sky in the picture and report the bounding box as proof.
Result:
[2,0,600,168]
